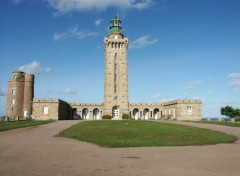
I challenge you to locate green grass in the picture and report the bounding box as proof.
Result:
[0,120,54,132]
[194,121,240,127]
[59,121,236,148]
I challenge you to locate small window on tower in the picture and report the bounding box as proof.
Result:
[12,99,15,105]
[114,85,117,93]
[114,74,117,81]
[12,89,16,95]
[114,53,117,60]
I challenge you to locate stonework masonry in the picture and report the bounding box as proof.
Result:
[6,71,34,119]
[5,16,202,121]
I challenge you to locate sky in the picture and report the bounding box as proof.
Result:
[0,0,240,118]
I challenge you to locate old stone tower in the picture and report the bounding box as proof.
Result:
[6,71,34,119]
[103,16,129,119]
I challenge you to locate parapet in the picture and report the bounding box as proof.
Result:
[33,98,69,104]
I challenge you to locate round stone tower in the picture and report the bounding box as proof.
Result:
[103,16,129,119]
[6,71,34,119]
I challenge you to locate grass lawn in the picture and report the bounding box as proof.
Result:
[194,121,240,128]
[0,120,54,132]
[59,121,236,148]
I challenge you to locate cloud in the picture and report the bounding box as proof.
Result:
[13,0,24,4]
[60,88,77,95]
[130,35,158,49]
[45,0,155,14]
[53,25,98,42]
[0,88,7,96]
[184,80,202,90]
[227,73,240,79]
[228,79,240,93]
[227,73,240,94]
[95,19,103,26]
[19,61,51,75]
[150,93,171,102]
[207,90,212,96]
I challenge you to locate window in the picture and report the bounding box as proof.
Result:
[12,89,16,95]
[114,74,117,81]
[114,53,117,60]
[114,64,117,71]
[187,106,192,115]
[43,107,49,114]
[114,85,117,93]
[12,99,15,105]
[24,111,28,117]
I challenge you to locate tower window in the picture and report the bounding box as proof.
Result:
[114,85,117,93]
[43,107,49,114]
[114,53,117,60]
[12,89,16,95]
[114,64,117,71]
[114,74,117,81]
[12,99,15,105]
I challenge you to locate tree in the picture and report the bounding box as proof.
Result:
[221,106,240,119]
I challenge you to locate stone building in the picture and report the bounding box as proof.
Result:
[6,16,202,121]
[6,71,34,119]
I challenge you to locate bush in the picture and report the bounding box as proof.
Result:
[102,114,112,120]
[122,113,130,120]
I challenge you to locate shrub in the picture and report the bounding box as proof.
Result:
[122,113,130,120]
[102,114,112,120]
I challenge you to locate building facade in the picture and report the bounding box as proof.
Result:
[6,16,202,121]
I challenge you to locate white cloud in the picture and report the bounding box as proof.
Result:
[53,25,98,42]
[227,73,240,79]
[0,88,7,96]
[227,73,240,94]
[207,90,212,96]
[13,0,23,4]
[60,88,77,95]
[45,0,154,14]
[130,35,158,49]
[19,61,51,75]
[184,80,202,90]
[228,79,240,93]
[95,19,103,26]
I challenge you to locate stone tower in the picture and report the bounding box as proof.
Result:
[103,16,129,119]
[6,71,34,119]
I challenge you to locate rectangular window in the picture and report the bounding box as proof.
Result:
[43,107,49,115]
[114,64,117,71]
[12,99,15,105]
[114,74,117,81]
[12,89,16,95]
[114,85,117,93]
[24,111,28,117]
[187,106,192,115]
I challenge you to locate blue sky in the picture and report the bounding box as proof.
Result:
[0,0,240,117]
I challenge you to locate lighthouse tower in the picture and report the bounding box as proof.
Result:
[103,16,129,119]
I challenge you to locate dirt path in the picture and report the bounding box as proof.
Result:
[0,120,240,176]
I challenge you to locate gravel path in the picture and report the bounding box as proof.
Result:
[0,120,239,176]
